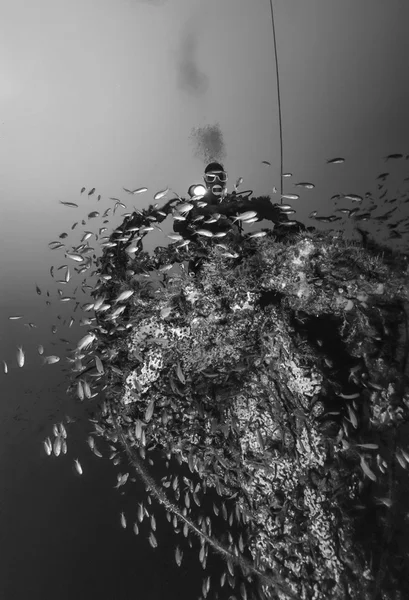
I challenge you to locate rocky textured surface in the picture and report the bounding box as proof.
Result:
[86,217,409,599]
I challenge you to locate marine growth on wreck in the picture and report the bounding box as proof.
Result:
[69,195,409,600]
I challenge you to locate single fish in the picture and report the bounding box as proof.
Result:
[114,290,134,303]
[80,187,85,193]
[375,497,393,508]
[82,380,92,399]
[42,355,60,365]
[74,458,83,475]
[120,512,127,529]
[65,252,84,263]
[384,153,403,161]
[77,381,84,401]
[123,187,148,195]
[59,422,67,439]
[326,157,345,164]
[343,194,363,202]
[175,202,193,214]
[154,187,169,201]
[148,532,158,548]
[3,360,8,374]
[8,315,23,320]
[359,455,377,481]
[356,443,378,450]
[88,188,96,196]
[248,231,267,238]
[88,211,99,219]
[53,436,62,457]
[95,356,104,374]
[231,210,258,223]
[92,446,103,458]
[294,182,315,189]
[16,346,25,368]
[35,283,42,295]
[281,194,299,201]
[43,438,52,456]
[396,452,407,469]
[261,160,271,165]
[60,201,78,208]
[145,399,155,422]
[196,229,214,237]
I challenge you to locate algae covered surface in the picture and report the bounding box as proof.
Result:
[82,213,409,600]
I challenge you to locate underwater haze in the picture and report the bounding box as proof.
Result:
[1,0,409,599]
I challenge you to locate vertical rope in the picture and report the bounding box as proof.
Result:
[268,0,284,205]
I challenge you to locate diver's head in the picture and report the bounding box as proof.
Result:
[203,162,227,197]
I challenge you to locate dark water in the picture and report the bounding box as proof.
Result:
[0,352,193,598]
[0,338,246,600]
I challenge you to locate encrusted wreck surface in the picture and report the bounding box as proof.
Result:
[87,220,409,600]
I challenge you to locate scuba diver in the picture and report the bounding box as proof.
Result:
[174,161,306,240]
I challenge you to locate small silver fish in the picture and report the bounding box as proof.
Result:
[65,253,84,263]
[82,380,92,399]
[114,290,134,303]
[327,157,345,164]
[343,194,363,202]
[196,229,214,237]
[120,512,127,529]
[95,356,104,374]
[59,422,67,439]
[154,187,169,201]
[43,438,52,456]
[16,346,25,368]
[281,194,299,201]
[42,355,60,365]
[60,201,78,208]
[2,360,8,374]
[248,231,267,238]
[53,436,62,457]
[231,211,258,222]
[359,454,376,481]
[123,187,148,195]
[88,188,96,196]
[294,182,315,189]
[74,458,83,475]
